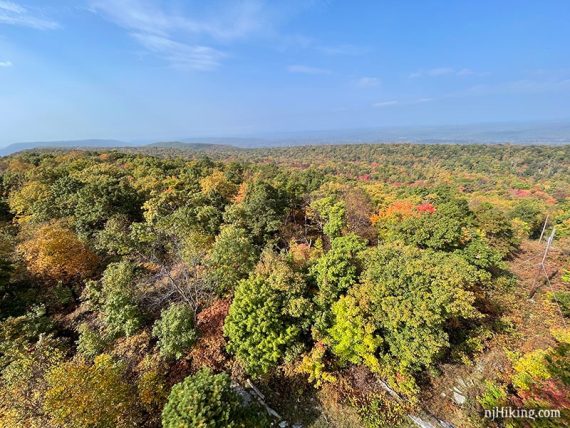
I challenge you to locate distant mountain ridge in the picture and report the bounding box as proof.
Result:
[146,141,240,151]
[2,120,570,156]
[0,139,136,157]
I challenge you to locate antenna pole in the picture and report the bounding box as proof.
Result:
[541,227,555,265]
[538,215,549,243]
[529,227,556,299]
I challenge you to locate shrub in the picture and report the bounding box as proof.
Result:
[478,381,508,409]
[352,391,409,428]
[152,303,197,360]
[100,261,142,337]
[297,342,337,387]
[190,299,230,371]
[512,348,552,391]
[207,225,258,293]
[161,368,268,428]
[549,291,570,317]
[224,253,308,377]
[76,323,109,359]
[310,233,367,316]
[44,354,140,427]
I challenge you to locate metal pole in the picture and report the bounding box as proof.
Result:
[529,227,556,299]
[538,215,549,242]
[540,227,555,266]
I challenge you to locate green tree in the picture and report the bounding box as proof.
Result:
[309,196,346,238]
[328,245,480,384]
[327,294,382,370]
[72,174,143,237]
[473,203,518,257]
[224,180,287,246]
[76,323,110,359]
[509,200,546,239]
[8,181,53,224]
[310,233,367,332]
[207,225,258,293]
[369,245,479,371]
[0,306,54,357]
[460,236,504,272]
[224,253,308,377]
[99,261,142,337]
[162,368,268,428]
[379,199,472,251]
[152,303,197,360]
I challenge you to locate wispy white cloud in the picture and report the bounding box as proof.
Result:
[273,34,369,57]
[354,76,380,88]
[89,0,267,41]
[457,68,490,77]
[131,33,225,71]
[373,100,398,108]
[372,97,435,108]
[456,68,474,76]
[410,67,489,78]
[89,1,363,71]
[428,67,454,77]
[0,60,12,67]
[458,78,570,97]
[0,1,24,14]
[89,0,271,70]
[319,43,369,56]
[0,1,59,30]
[410,67,454,78]
[288,64,331,75]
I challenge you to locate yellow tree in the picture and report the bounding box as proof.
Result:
[18,223,99,282]
[200,170,237,200]
[44,354,140,427]
[8,181,51,224]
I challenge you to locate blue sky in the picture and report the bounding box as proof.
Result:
[1,0,570,145]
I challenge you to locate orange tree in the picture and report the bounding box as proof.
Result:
[17,223,99,283]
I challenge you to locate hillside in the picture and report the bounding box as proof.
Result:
[0,144,568,427]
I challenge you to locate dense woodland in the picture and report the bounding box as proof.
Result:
[0,143,568,427]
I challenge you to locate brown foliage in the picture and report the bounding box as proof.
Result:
[317,366,410,427]
[190,299,231,372]
[111,331,153,370]
[342,188,377,243]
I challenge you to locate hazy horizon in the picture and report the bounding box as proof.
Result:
[2,118,570,151]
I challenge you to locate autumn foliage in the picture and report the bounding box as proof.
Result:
[0,145,567,427]
[17,223,99,282]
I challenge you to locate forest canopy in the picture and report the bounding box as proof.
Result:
[0,143,568,427]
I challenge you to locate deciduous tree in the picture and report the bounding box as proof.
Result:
[17,223,99,283]
[44,354,140,427]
